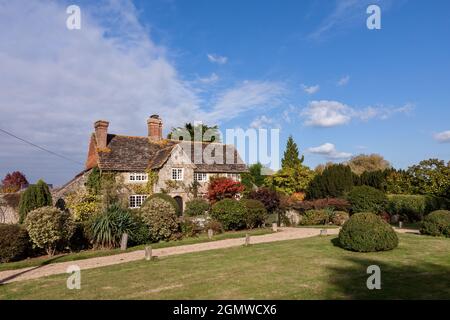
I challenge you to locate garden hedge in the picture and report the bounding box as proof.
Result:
[420,210,450,237]
[299,209,330,225]
[240,199,267,229]
[184,198,209,217]
[387,195,450,222]
[338,212,399,252]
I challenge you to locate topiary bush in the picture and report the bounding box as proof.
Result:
[240,199,267,229]
[210,199,246,231]
[88,204,137,249]
[0,224,32,262]
[338,212,399,252]
[139,197,179,242]
[331,211,350,226]
[184,198,209,217]
[145,193,181,216]
[25,206,75,256]
[347,186,388,214]
[420,210,450,237]
[299,209,331,225]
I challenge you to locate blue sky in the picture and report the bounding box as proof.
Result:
[0,0,449,185]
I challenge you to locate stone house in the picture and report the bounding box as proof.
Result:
[54,115,247,213]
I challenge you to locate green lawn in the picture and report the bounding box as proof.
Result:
[0,228,272,272]
[1,233,449,299]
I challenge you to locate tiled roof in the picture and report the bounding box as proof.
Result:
[93,134,247,173]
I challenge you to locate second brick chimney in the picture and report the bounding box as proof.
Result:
[94,120,109,149]
[147,115,163,141]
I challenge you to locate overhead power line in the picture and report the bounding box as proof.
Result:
[0,128,83,165]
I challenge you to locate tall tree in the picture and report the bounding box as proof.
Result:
[167,123,221,142]
[281,136,304,169]
[306,164,354,199]
[18,179,52,223]
[241,162,266,191]
[346,154,391,175]
[1,171,29,193]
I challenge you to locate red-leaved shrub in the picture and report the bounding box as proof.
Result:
[207,177,244,204]
[292,198,350,212]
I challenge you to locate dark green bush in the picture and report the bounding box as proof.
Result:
[140,197,179,242]
[88,204,136,249]
[145,193,181,216]
[347,186,387,214]
[240,199,267,229]
[68,222,92,251]
[338,212,399,252]
[299,209,331,225]
[128,212,150,246]
[420,210,450,237]
[184,198,209,217]
[210,199,246,231]
[0,224,32,263]
[307,164,355,199]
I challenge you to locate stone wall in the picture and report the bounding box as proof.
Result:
[0,193,21,224]
[51,170,90,203]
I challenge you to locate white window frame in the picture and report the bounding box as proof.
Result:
[171,168,184,181]
[129,172,148,183]
[194,172,208,182]
[129,195,148,209]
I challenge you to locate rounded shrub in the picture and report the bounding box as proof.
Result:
[347,186,388,214]
[25,206,75,256]
[139,197,179,242]
[331,211,349,226]
[145,193,180,216]
[338,212,398,252]
[0,224,32,263]
[241,199,267,229]
[205,219,223,234]
[420,210,450,237]
[184,198,209,217]
[210,199,246,231]
[299,209,331,225]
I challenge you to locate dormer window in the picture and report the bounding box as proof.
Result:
[129,172,148,182]
[171,168,184,181]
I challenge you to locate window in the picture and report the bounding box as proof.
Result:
[171,168,184,181]
[129,195,147,208]
[194,172,208,182]
[129,172,148,182]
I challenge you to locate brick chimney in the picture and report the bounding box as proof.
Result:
[147,115,163,141]
[94,120,109,149]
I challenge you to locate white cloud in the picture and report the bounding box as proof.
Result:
[250,115,274,129]
[301,100,413,127]
[434,131,450,143]
[0,0,284,185]
[301,101,352,127]
[301,84,320,94]
[308,0,397,40]
[207,53,228,65]
[205,81,285,123]
[337,75,350,86]
[198,73,219,84]
[307,143,352,160]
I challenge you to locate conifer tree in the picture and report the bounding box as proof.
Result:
[18,179,52,223]
[281,135,304,169]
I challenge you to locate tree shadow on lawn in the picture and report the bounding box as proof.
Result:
[0,255,66,285]
[326,239,450,299]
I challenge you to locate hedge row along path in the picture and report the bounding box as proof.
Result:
[0,227,418,284]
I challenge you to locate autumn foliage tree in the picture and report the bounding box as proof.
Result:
[207,177,244,204]
[1,171,29,193]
